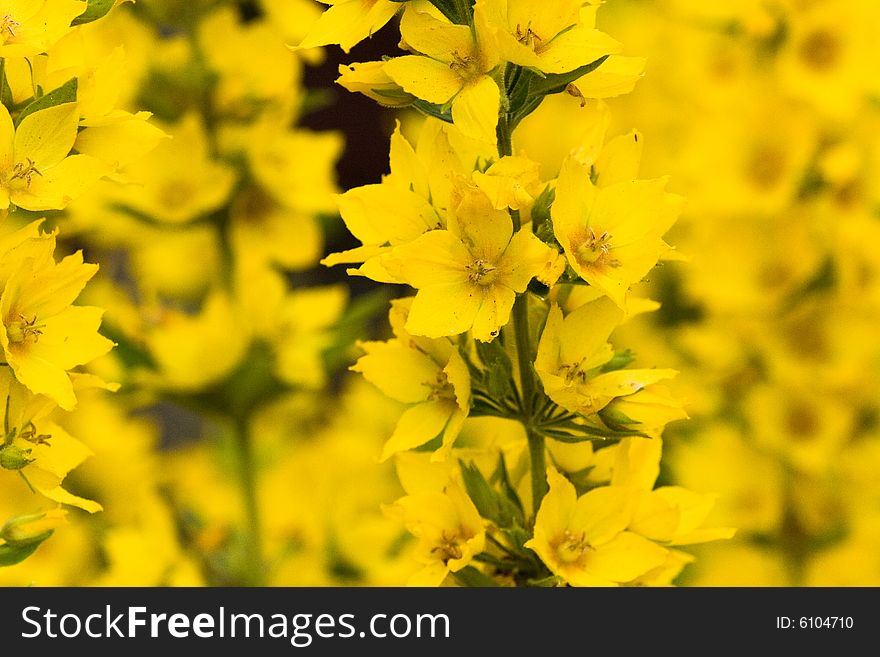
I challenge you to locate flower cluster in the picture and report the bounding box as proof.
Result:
[0,0,166,566]
[311,0,733,586]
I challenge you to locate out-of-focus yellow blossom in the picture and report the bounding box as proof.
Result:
[383,6,501,144]
[197,7,302,116]
[353,298,470,462]
[671,425,784,536]
[744,383,853,475]
[271,285,347,389]
[108,112,236,224]
[552,155,682,308]
[259,0,323,53]
[776,0,880,120]
[0,0,85,58]
[239,115,343,216]
[128,224,222,300]
[139,290,250,392]
[526,467,667,586]
[230,185,323,272]
[682,543,789,587]
[92,492,204,586]
[383,186,554,341]
[0,102,108,211]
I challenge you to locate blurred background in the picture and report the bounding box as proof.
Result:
[2,0,879,586]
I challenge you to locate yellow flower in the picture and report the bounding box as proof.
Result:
[0,231,113,411]
[109,112,237,224]
[475,0,620,74]
[384,7,501,144]
[525,467,667,586]
[611,438,735,546]
[271,285,348,389]
[387,478,486,586]
[322,119,489,282]
[140,290,250,392]
[0,102,108,211]
[535,299,677,416]
[296,0,402,54]
[240,114,343,215]
[0,0,86,58]
[600,383,688,438]
[352,298,470,462]
[197,6,302,113]
[322,121,442,282]
[551,155,683,308]
[0,369,101,512]
[382,186,555,341]
[336,61,415,108]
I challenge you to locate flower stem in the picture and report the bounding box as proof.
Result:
[499,98,547,521]
[233,417,264,586]
[512,294,548,521]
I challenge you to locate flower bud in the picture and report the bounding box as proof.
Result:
[1,509,67,546]
[0,444,33,471]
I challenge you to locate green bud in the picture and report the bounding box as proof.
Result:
[0,444,33,471]
[1,510,64,546]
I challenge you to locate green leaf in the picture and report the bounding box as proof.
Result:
[0,60,13,109]
[14,78,78,128]
[537,421,645,443]
[0,531,53,567]
[527,55,610,97]
[452,565,500,587]
[492,454,525,522]
[460,460,501,523]
[427,0,474,25]
[411,99,453,124]
[71,0,116,26]
[506,56,611,131]
[474,339,515,400]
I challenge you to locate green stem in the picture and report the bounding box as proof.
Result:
[233,417,264,586]
[498,98,547,521]
[497,113,513,157]
[512,294,548,520]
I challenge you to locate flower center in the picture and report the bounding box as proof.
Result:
[554,530,593,564]
[9,158,42,188]
[515,23,543,50]
[799,29,840,72]
[557,359,590,384]
[747,143,786,190]
[449,50,483,82]
[431,529,465,564]
[572,227,617,269]
[466,259,498,286]
[0,15,20,40]
[424,370,456,402]
[6,314,45,345]
[159,181,195,209]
